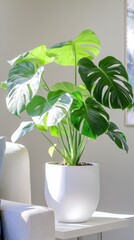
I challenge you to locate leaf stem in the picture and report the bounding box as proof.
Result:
[41,75,50,92]
[73,43,77,86]
[41,132,66,160]
[58,126,71,160]
[66,117,74,157]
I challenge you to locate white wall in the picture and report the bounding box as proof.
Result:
[0,0,134,239]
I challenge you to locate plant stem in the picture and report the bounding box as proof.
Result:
[73,128,77,163]
[73,43,77,86]
[58,126,70,160]
[61,123,71,153]
[75,63,77,86]
[76,135,88,163]
[41,132,66,160]
[66,118,74,158]
[41,75,50,92]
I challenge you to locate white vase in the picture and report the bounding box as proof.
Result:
[45,162,100,223]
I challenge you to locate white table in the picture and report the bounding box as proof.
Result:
[55,211,132,240]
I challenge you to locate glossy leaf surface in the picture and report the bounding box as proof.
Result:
[70,95,109,139]
[8,45,54,66]
[47,30,100,66]
[6,62,44,116]
[106,122,129,152]
[26,91,73,127]
[79,56,133,109]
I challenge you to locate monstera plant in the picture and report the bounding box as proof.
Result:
[2,29,133,165]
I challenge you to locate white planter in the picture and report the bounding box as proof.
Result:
[45,162,100,223]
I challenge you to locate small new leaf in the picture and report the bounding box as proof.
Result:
[48,144,57,157]
[0,81,7,90]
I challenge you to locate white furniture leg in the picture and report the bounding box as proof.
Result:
[77,233,102,240]
[77,237,82,240]
[97,232,102,240]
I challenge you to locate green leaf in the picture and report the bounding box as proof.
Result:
[0,81,7,90]
[35,123,48,132]
[25,45,54,65]
[11,121,35,142]
[8,52,29,65]
[50,82,79,92]
[47,30,100,66]
[106,122,129,152]
[79,56,133,109]
[48,144,57,157]
[6,62,44,116]
[26,95,48,116]
[49,126,59,136]
[70,96,109,139]
[26,91,73,127]
[8,45,54,66]
[47,92,73,126]
[50,82,89,100]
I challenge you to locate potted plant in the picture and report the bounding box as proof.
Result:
[2,29,133,222]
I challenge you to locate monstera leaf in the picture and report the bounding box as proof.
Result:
[79,56,133,109]
[26,91,73,127]
[6,62,44,116]
[70,94,109,140]
[50,82,89,100]
[106,122,128,152]
[11,121,35,143]
[8,45,54,66]
[46,30,100,66]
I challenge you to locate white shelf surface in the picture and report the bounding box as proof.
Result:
[55,211,133,239]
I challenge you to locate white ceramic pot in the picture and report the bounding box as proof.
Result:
[45,162,100,223]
